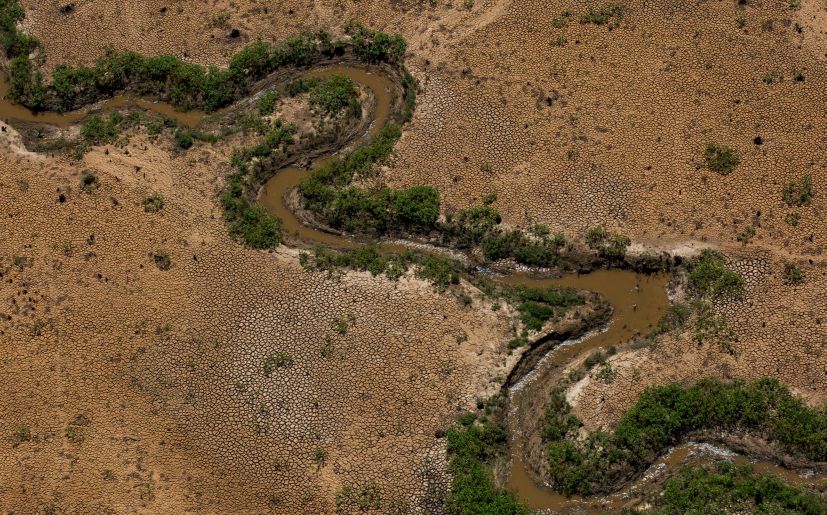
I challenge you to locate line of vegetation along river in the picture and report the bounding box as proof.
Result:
[0,23,824,513]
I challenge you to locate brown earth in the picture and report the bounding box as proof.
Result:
[3,0,827,512]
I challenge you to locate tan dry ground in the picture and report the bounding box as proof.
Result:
[3,0,827,512]
[0,134,526,512]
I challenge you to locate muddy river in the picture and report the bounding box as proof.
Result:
[2,62,822,512]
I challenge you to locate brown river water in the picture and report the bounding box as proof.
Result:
[1,63,822,512]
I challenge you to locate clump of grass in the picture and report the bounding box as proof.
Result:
[510,286,585,331]
[11,425,31,447]
[142,193,165,213]
[782,175,813,207]
[704,143,740,175]
[585,226,630,259]
[785,212,801,226]
[783,261,805,285]
[79,172,99,193]
[262,351,294,376]
[580,4,624,26]
[736,225,756,245]
[257,89,279,115]
[80,113,123,145]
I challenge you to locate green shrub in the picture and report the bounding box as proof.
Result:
[445,416,529,514]
[79,172,99,193]
[415,256,461,289]
[81,113,121,145]
[686,249,744,298]
[643,462,825,515]
[308,75,359,116]
[782,176,814,207]
[174,129,193,149]
[704,143,740,175]
[142,193,165,213]
[345,21,406,63]
[220,171,281,249]
[783,261,805,285]
[585,226,630,259]
[262,351,293,376]
[543,378,827,496]
[580,5,624,26]
[257,89,280,115]
[512,286,585,331]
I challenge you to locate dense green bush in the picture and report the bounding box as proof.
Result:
[640,461,825,514]
[542,378,827,496]
[445,413,529,515]
[307,75,359,116]
[686,249,744,298]
[80,113,122,145]
[344,20,406,63]
[704,143,740,175]
[510,286,585,331]
[220,171,281,249]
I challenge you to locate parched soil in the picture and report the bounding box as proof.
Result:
[3,0,827,512]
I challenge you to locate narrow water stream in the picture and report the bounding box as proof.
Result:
[258,65,395,248]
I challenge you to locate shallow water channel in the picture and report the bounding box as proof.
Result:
[258,64,395,248]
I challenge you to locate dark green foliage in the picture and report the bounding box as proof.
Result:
[299,245,462,288]
[686,249,744,298]
[299,123,438,237]
[392,185,441,233]
[481,230,565,267]
[643,462,825,515]
[442,204,502,248]
[174,128,219,149]
[415,255,462,289]
[543,378,827,496]
[655,303,691,334]
[585,226,630,259]
[308,75,359,116]
[704,143,740,175]
[3,25,402,113]
[174,129,193,149]
[445,415,530,515]
[0,0,37,58]
[257,89,279,115]
[220,171,281,249]
[80,113,122,145]
[285,76,321,97]
[345,21,407,63]
[511,286,585,331]
[782,175,814,207]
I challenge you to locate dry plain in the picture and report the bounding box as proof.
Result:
[2,0,827,513]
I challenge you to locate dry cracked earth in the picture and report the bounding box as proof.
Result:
[2,0,827,513]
